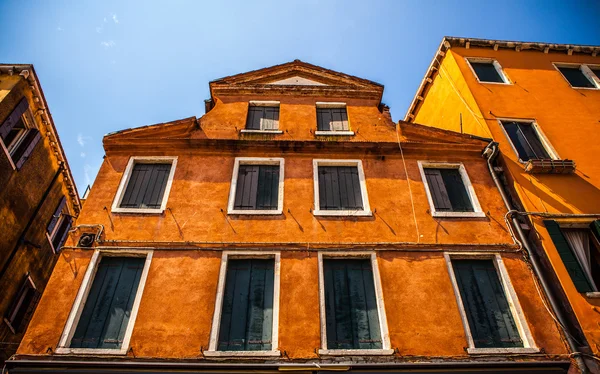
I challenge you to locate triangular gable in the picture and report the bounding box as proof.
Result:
[266,76,327,86]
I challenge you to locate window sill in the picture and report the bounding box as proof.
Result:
[111,208,165,214]
[240,129,283,134]
[570,86,599,90]
[318,349,394,356]
[313,209,372,217]
[585,292,600,298]
[432,211,486,218]
[467,347,539,355]
[228,209,283,215]
[54,347,128,355]
[477,81,511,85]
[314,131,354,136]
[203,350,281,358]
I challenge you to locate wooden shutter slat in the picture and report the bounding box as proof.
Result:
[590,220,600,244]
[256,165,279,210]
[246,260,274,351]
[347,261,382,349]
[519,123,550,159]
[440,169,473,212]
[52,216,72,252]
[145,164,171,208]
[0,97,29,140]
[544,220,594,292]
[331,261,353,349]
[120,163,171,209]
[348,167,363,209]
[424,169,453,211]
[217,261,239,351]
[14,129,41,170]
[47,196,67,234]
[227,260,252,351]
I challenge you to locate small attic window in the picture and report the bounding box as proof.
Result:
[555,64,598,89]
[242,101,282,133]
[467,59,508,84]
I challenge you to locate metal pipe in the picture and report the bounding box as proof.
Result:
[482,141,589,374]
[68,224,104,243]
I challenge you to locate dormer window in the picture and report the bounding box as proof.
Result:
[315,102,353,136]
[242,101,281,133]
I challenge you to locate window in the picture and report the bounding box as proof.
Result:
[243,101,281,133]
[0,97,42,170]
[227,158,284,215]
[4,275,39,334]
[591,67,600,81]
[206,252,280,357]
[445,254,538,354]
[418,162,485,218]
[312,160,371,216]
[111,156,177,214]
[46,196,73,253]
[317,253,392,355]
[500,120,554,162]
[56,250,153,355]
[315,103,353,135]
[466,59,508,84]
[544,220,600,296]
[556,65,597,88]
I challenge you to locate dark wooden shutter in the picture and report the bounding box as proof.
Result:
[52,215,72,252]
[0,97,29,140]
[470,62,504,83]
[13,129,41,169]
[234,165,259,209]
[70,256,145,349]
[119,163,171,209]
[424,169,452,211]
[318,166,363,210]
[439,169,474,212]
[558,66,595,88]
[324,259,382,350]
[452,259,523,348]
[544,220,593,293]
[47,196,66,234]
[218,259,274,351]
[5,276,40,334]
[234,165,279,210]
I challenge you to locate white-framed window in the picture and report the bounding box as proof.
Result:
[55,249,153,355]
[465,58,510,84]
[317,252,393,356]
[312,159,371,217]
[497,118,559,162]
[227,157,284,215]
[444,253,538,355]
[0,97,42,170]
[418,161,485,218]
[554,63,600,89]
[46,196,73,253]
[315,102,354,136]
[242,101,283,134]
[205,251,281,358]
[111,156,177,214]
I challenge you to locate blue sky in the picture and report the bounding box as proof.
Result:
[1,0,599,191]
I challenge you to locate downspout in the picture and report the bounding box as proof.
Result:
[482,141,589,374]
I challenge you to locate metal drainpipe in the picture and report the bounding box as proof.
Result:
[482,141,589,374]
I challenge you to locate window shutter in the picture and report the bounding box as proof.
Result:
[218,259,274,351]
[590,220,600,244]
[324,259,382,350]
[6,276,39,334]
[440,169,473,212]
[338,166,363,209]
[120,163,171,209]
[234,165,259,209]
[14,129,41,169]
[47,196,66,234]
[0,97,29,140]
[544,220,593,293]
[518,124,550,159]
[52,215,72,252]
[256,165,280,210]
[70,257,145,349]
[424,169,452,211]
[453,259,523,348]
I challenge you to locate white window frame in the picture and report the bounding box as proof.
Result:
[205,251,281,358]
[55,249,153,355]
[0,107,35,171]
[4,274,37,334]
[227,157,284,215]
[418,161,485,218]
[317,252,393,356]
[465,58,511,85]
[497,118,560,163]
[315,102,354,136]
[46,202,72,254]
[444,252,539,355]
[553,63,600,90]
[241,101,283,134]
[312,159,371,217]
[111,156,178,214]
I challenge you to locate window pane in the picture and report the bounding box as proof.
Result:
[3,117,26,149]
[470,62,504,83]
[234,165,280,210]
[120,163,171,209]
[246,106,279,130]
[318,166,363,210]
[439,169,474,212]
[324,259,382,350]
[452,259,523,348]
[218,259,274,351]
[317,108,348,131]
[502,121,550,161]
[70,257,145,349]
[592,68,600,81]
[558,66,595,88]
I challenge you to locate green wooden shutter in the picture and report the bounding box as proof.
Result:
[424,169,452,211]
[120,163,171,209]
[217,259,274,351]
[544,220,593,293]
[452,259,523,348]
[440,169,474,212]
[324,259,382,350]
[70,257,145,349]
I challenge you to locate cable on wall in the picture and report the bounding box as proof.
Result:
[396,123,420,243]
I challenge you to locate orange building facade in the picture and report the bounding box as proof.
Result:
[8,61,576,373]
[405,37,600,372]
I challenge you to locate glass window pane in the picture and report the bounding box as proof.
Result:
[558,66,595,88]
[470,62,504,83]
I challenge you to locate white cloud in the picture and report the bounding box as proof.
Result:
[57,27,63,31]
[103,17,107,23]
[100,40,116,48]
[112,14,119,23]
[80,152,86,158]
[77,133,92,147]
[84,164,93,186]
[96,26,103,33]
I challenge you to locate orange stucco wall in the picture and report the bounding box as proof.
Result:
[413,46,600,353]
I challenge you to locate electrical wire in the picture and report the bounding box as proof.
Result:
[396,123,420,243]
